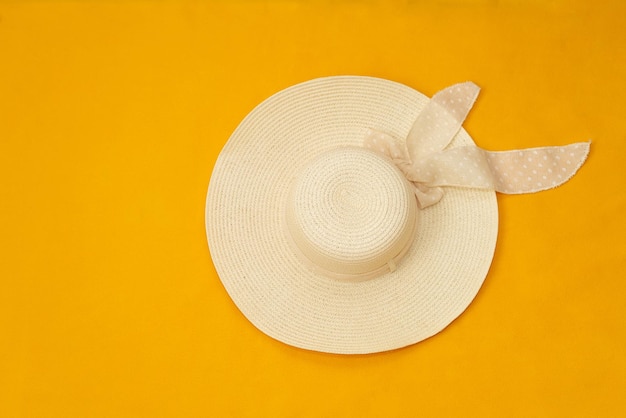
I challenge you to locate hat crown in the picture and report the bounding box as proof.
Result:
[285,147,418,281]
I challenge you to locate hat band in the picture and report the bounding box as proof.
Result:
[282,205,418,282]
[364,82,590,208]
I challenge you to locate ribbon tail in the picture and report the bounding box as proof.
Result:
[406,82,480,162]
[417,141,590,194]
[481,141,590,194]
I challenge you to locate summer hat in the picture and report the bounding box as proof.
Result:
[206,76,589,354]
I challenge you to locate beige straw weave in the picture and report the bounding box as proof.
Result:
[206,76,498,354]
[285,147,418,280]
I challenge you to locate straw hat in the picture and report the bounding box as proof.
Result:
[206,76,589,354]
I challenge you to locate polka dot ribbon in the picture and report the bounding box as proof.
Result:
[364,82,590,208]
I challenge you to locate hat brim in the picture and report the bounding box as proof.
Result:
[206,76,498,354]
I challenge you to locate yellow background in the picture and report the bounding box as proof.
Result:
[1,1,625,416]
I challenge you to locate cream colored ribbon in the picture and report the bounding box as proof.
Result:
[364,82,590,208]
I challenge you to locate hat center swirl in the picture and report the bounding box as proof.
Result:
[336,187,366,213]
[285,147,418,281]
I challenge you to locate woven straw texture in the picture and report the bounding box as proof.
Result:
[286,147,417,280]
[206,76,498,354]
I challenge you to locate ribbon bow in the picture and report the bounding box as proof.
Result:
[364,82,590,208]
